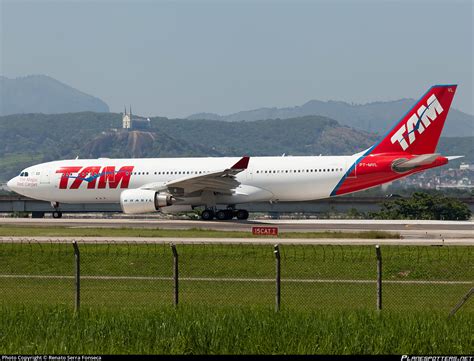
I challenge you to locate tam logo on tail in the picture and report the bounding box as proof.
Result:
[369,85,456,156]
[390,94,444,151]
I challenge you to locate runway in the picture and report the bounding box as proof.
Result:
[0,217,472,239]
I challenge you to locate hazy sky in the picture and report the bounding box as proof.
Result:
[1,0,473,118]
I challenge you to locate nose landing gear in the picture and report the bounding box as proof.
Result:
[51,202,63,219]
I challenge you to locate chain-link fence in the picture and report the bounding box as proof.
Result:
[0,239,472,315]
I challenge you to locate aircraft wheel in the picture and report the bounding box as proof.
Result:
[201,210,215,221]
[52,211,63,219]
[236,209,249,220]
[225,210,234,220]
[216,210,228,221]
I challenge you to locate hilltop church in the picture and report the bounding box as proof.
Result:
[122,106,151,130]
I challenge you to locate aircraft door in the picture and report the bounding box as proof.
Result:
[39,169,51,184]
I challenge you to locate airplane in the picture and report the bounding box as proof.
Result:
[7,84,462,221]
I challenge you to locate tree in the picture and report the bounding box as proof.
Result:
[371,192,471,221]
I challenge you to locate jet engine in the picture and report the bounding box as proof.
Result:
[120,189,175,214]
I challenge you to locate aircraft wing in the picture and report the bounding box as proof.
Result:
[140,156,250,195]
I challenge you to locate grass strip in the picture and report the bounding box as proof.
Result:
[0,305,472,354]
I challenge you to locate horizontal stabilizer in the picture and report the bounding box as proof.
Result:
[446,155,464,161]
[394,153,439,169]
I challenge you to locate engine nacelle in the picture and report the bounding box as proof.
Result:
[120,189,175,214]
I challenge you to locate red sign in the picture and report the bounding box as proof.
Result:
[252,226,278,236]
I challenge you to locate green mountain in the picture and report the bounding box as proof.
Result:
[0,112,472,182]
[150,116,377,157]
[0,75,109,115]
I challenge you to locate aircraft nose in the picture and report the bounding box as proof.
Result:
[7,177,17,191]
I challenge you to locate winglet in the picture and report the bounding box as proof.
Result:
[231,156,250,170]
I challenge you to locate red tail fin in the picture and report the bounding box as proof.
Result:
[371,85,457,155]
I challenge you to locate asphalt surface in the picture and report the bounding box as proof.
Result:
[0,217,472,239]
[0,235,472,245]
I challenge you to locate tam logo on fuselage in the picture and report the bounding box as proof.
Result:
[56,166,134,189]
[390,94,444,151]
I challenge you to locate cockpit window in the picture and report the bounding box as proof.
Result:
[19,171,29,177]
[25,172,29,177]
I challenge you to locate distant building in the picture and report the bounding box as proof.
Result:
[122,106,151,130]
[460,163,473,170]
[123,106,132,129]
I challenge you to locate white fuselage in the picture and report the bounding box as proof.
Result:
[7,155,358,207]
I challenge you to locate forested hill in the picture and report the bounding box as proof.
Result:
[0,113,374,181]
[0,112,472,182]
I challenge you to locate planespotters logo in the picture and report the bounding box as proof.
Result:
[401,356,473,361]
[390,93,444,151]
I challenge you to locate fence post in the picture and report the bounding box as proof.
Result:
[170,243,179,306]
[375,245,382,311]
[72,241,80,313]
[274,244,281,312]
[448,288,473,318]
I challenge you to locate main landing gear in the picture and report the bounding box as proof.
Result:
[201,209,249,221]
